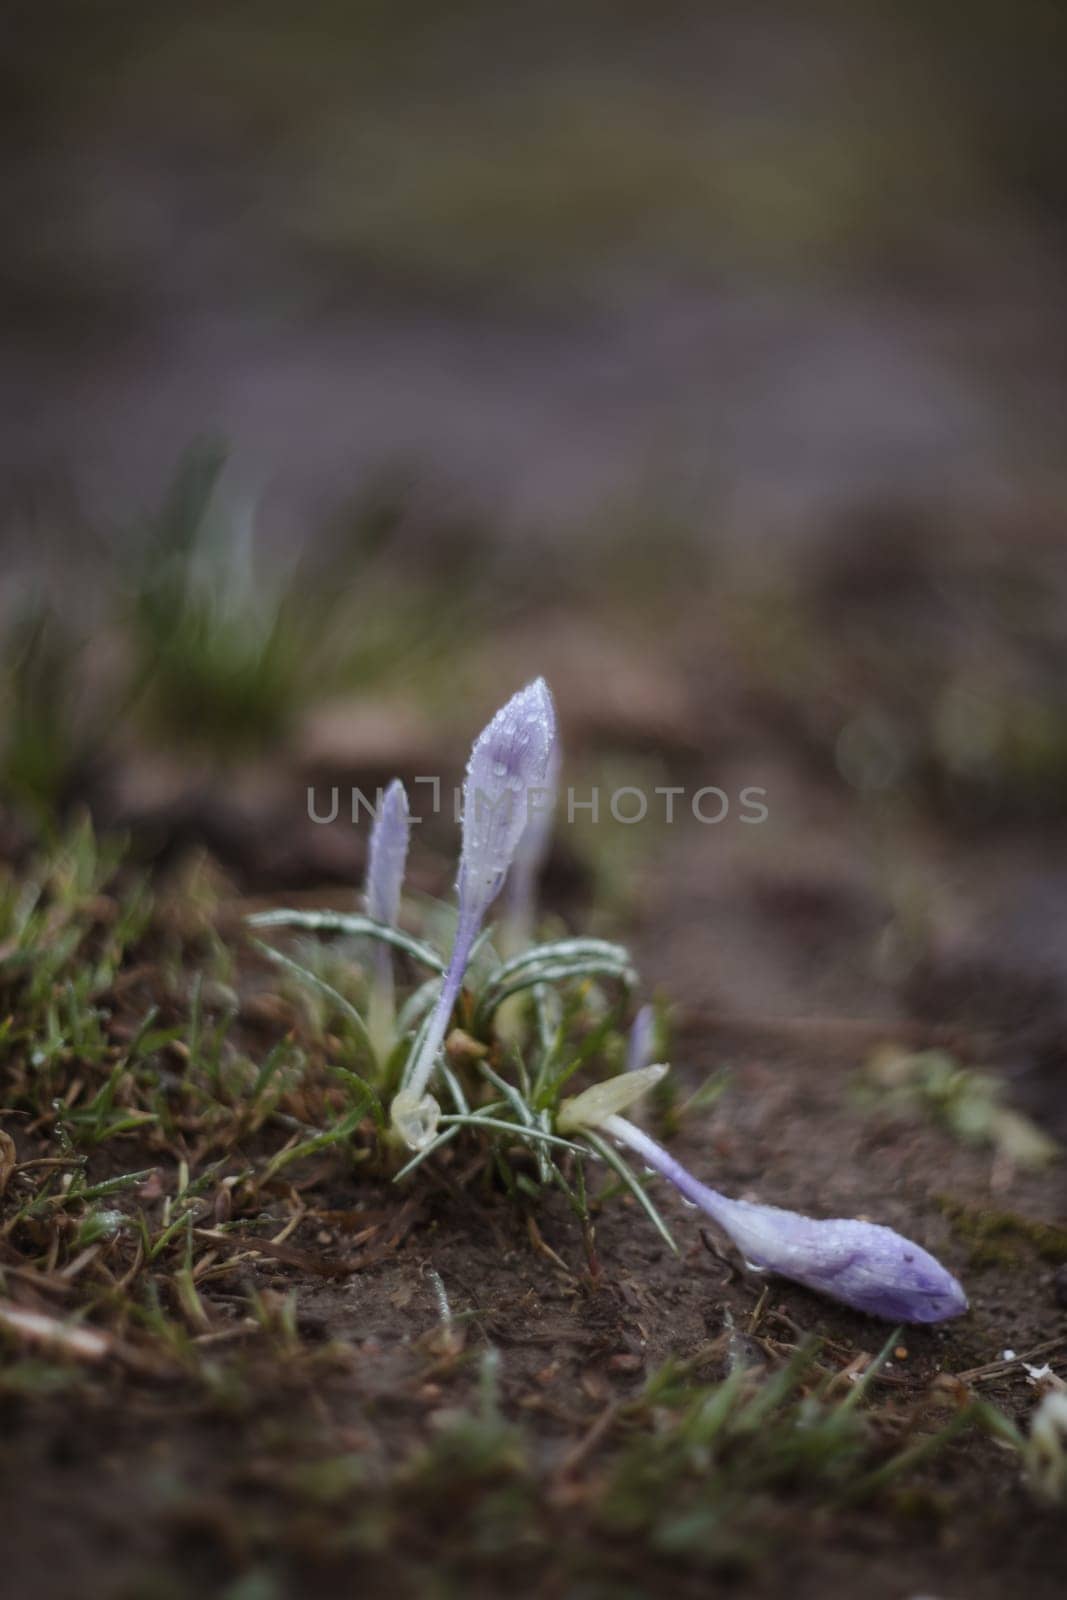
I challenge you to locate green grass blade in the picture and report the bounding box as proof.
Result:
[438,1114,586,1154]
[583,1131,678,1255]
[251,938,376,1060]
[248,909,446,973]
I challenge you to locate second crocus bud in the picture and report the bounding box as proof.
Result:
[364,778,410,1062]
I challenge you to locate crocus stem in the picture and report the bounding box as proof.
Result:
[362,778,411,1064]
[367,947,395,1064]
[600,1114,732,1232]
[402,908,480,1102]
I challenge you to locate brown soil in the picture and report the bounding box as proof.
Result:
[3,511,1067,1599]
[2,738,1065,1600]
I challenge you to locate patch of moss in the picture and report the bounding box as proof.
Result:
[887,1485,955,1522]
[936,1196,1067,1268]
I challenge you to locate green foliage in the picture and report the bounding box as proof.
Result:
[126,442,341,751]
[0,602,98,817]
[0,819,1056,1595]
[600,1338,1013,1567]
[0,816,149,1085]
[859,1047,1059,1169]
[2,444,483,828]
[936,1196,1067,1269]
[250,902,664,1237]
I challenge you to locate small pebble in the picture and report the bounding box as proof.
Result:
[608,1352,643,1374]
[1001,1349,1016,1361]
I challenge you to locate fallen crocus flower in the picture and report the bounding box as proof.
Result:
[392,678,557,1149]
[559,1068,968,1324]
[364,778,411,1060]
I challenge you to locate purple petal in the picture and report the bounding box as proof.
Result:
[597,1114,967,1325]
[626,1005,657,1074]
[365,779,410,929]
[458,677,556,925]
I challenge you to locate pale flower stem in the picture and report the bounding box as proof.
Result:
[403,909,479,1102]
[367,952,395,1063]
[362,778,410,1062]
[602,1113,730,1230]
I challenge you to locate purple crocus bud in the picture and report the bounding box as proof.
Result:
[392,679,556,1149]
[457,677,557,927]
[626,1004,657,1074]
[560,1081,967,1324]
[364,779,410,1059]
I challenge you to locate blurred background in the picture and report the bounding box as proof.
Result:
[2,0,1067,1123]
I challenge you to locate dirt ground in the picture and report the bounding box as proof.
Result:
[3,6,1067,1593]
[2,521,1066,1599]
